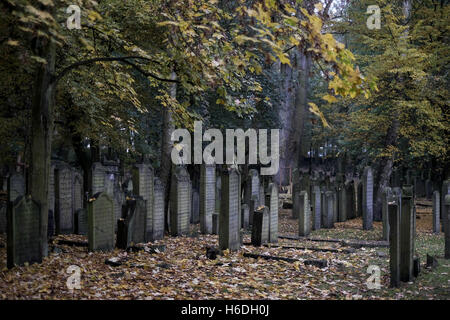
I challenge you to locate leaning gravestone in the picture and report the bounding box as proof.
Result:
[88,193,114,252]
[7,196,42,268]
[251,206,269,246]
[9,173,25,203]
[312,186,321,230]
[132,164,153,241]
[298,191,311,237]
[432,191,440,234]
[400,186,414,282]
[152,177,165,240]
[219,167,240,251]
[362,166,374,230]
[382,187,392,241]
[200,164,215,234]
[75,208,88,236]
[170,166,190,236]
[266,183,278,243]
[55,165,74,234]
[388,192,401,288]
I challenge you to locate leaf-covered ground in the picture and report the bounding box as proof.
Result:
[0,202,449,300]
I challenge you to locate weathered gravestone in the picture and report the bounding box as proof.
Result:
[132,164,153,241]
[432,191,440,234]
[244,169,259,214]
[362,167,374,230]
[249,195,258,226]
[132,197,147,244]
[152,177,165,240]
[312,186,321,231]
[191,189,200,224]
[298,191,311,237]
[259,182,265,208]
[200,164,215,234]
[8,173,25,203]
[345,180,356,219]
[388,193,401,288]
[75,208,88,236]
[338,183,347,222]
[91,162,106,195]
[55,165,74,234]
[88,193,114,252]
[241,204,249,230]
[382,187,392,241]
[356,180,363,218]
[73,172,83,214]
[445,194,450,259]
[7,196,42,268]
[251,206,269,246]
[292,169,301,219]
[116,199,137,250]
[322,191,334,229]
[170,166,190,236]
[400,186,415,282]
[265,183,278,243]
[219,167,240,251]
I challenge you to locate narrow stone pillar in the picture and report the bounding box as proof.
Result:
[400,186,414,282]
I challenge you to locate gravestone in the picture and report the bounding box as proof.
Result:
[191,189,200,224]
[132,197,147,244]
[170,166,190,236]
[212,213,219,235]
[388,193,401,288]
[298,191,311,237]
[338,183,347,222]
[200,164,216,234]
[75,208,88,236]
[7,196,42,268]
[322,191,334,229]
[312,186,321,230]
[259,182,265,208]
[362,166,374,230]
[152,177,165,240]
[113,186,124,233]
[116,199,136,250]
[132,164,153,241]
[425,179,433,199]
[91,162,106,194]
[249,195,258,226]
[88,193,114,252]
[432,191,440,234]
[9,173,25,203]
[292,169,301,219]
[241,204,249,230]
[72,172,83,214]
[219,167,240,251]
[442,180,450,225]
[382,187,392,241]
[55,165,74,234]
[266,183,278,243]
[444,194,450,259]
[215,174,222,215]
[400,186,414,282]
[251,206,269,246]
[356,180,363,217]
[48,163,55,229]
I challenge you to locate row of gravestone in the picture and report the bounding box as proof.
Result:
[291,166,374,236]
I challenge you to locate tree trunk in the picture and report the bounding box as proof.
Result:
[30,37,56,258]
[160,72,176,231]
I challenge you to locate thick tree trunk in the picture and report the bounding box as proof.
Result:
[30,37,56,258]
[291,51,311,169]
[160,72,176,231]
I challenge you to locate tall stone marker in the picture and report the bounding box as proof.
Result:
[266,183,278,243]
[200,164,215,234]
[170,166,190,236]
[7,196,42,268]
[322,191,334,229]
[219,167,240,251]
[298,191,311,237]
[388,193,401,288]
[88,193,114,252]
[312,186,321,230]
[8,173,25,203]
[241,204,249,230]
[152,177,165,240]
[400,186,414,282]
[362,166,374,230]
[132,164,153,241]
[75,208,88,236]
[91,162,106,195]
[382,187,392,241]
[432,191,440,234]
[55,165,74,234]
[132,197,147,244]
[251,206,269,246]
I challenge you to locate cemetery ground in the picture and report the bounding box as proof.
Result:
[0,203,448,300]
